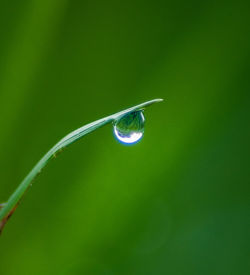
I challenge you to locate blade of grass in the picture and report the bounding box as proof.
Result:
[0,99,163,231]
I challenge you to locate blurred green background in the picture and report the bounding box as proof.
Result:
[0,0,249,274]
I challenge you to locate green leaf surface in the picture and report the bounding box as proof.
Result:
[0,99,162,222]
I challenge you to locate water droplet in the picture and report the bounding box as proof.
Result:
[113,110,145,144]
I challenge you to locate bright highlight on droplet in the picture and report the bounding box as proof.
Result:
[113,111,145,144]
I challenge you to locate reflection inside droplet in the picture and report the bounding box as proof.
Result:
[113,111,145,144]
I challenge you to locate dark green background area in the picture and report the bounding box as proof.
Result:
[0,0,249,274]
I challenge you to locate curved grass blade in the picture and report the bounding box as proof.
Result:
[0,98,163,231]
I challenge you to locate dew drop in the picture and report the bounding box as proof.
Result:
[113,110,145,144]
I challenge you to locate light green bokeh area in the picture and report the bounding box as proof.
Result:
[0,0,249,274]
